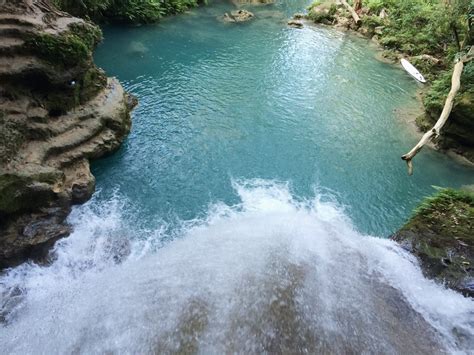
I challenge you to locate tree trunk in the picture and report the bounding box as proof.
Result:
[401,48,473,175]
[354,0,362,12]
[341,0,361,24]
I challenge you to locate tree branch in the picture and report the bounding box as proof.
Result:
[401,47,473,175]
[341,0,361,24]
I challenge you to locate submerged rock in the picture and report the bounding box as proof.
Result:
[392,189,474,297]
[0,0,136,268]
[222,9,254,23]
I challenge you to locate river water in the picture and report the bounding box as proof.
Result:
[1,0,474,353]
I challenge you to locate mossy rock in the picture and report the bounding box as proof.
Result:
[0,168,64,215]
[392,189,474,297]
[42,66,107,115]
[307,1,337,24]
[23,22,101,68]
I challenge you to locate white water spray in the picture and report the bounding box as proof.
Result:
[1,180,472,353]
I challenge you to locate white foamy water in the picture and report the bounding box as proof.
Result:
[1,180,473,354]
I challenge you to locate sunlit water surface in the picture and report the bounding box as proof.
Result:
[1,0,473,353]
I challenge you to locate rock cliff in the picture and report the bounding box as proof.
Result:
[0,0,136,268]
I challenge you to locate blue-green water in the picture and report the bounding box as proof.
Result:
[2,1,474,353]
[91,0,472,236]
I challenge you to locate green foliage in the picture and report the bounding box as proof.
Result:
[361,15,385,29]
[52,0,112,19]
[423,70,451,113]
[365,0,386,12]
[307,1,337,24]
[423,61,474,115]
[413,188,474,217]
[364,0,471,57]
[107,0,165,23]
[53,0,204,23]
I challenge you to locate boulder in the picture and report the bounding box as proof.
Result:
[392,189,474,297]
[222,9,254,23]
[287,20,303,28]
[232,0,274,5]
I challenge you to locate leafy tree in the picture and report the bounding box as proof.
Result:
[53,0,205,23]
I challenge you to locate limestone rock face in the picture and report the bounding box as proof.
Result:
[0,0,136,268]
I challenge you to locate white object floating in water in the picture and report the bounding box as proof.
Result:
[401,58,426,83]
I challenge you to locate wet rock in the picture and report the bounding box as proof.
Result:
[222,9,254,23]
[0,204,72,268]
[0,0,136,268]
[231,0,274,5]
[287,20,303,28]
[392,189,474,297]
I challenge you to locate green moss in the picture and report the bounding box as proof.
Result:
[40,67,106,115]
[395,189,473,296]
[24,32,90,67]
[67,22,102,49]
[0,170,63,214]
[23,22,101,68]
[78,66,107,103]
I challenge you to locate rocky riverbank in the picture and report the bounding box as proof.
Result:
[301,0,474,164]
[0,1,136,268]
